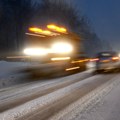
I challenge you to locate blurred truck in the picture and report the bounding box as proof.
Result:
[23,25,88,73]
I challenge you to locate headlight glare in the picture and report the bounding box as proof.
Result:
[23,48,48,56]
[51,42,73,53]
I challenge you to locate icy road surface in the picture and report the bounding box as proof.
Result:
[78,75,120,120]
[0,61,120,120]
[0,61,31,88]
[0,61,94,89]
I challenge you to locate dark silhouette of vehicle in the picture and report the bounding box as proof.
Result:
[95,51,120,73]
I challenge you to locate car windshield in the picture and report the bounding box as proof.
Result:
[97,52,118,58]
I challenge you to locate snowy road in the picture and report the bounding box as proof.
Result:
[0,71,91,112]
[0,72,120,120]
[0,61,120,120]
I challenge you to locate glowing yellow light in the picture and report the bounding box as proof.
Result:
[42,30,51,34]
[29,27,51,35]
[71,59,89,63]
[29,27,42,33]
[51,42,73,54]
[47,24,67,33]
[26,33,45,37]
[23,48,48,56]
[29,27,60,36]
[60,27,66,32]
[47,24,56,29]
[112,57,119,60]
[66,66,80,71]
[51,57,71,61]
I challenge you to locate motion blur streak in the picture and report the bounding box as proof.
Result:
[51,42,73,53]
[112,57,119,60]
[24,48,48,56]
[66,66,80,71]
[29,27,43,33]
[6,56,30,59]
[51,57,71,61]
[47,24,67,33]
[90,58,99,62]
[71,59,88,63]
[26,33,46,37]
[29,27,58,36]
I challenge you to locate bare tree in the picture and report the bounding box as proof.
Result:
[30,0,104,56]
[0,0,36,54]
[0,0,110,56]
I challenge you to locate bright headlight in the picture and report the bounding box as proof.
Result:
[51,42,73,54]
[23,48,48,56]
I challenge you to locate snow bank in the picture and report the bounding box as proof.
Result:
[0,61,29,77]
[0,61,31,88]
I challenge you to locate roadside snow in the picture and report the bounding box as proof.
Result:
[79,74,120,120]
[0,61,29,77]
[0,75,102,120]
[0,61,31,88]
[49,74,120,120]
[0,60,93,89]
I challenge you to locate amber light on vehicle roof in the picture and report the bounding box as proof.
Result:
[29,27,60,36]
[29,27,51,34]
[47,24,67,33]
[29,27,42,33]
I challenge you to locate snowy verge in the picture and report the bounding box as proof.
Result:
[0,75,102,120]
[0,61,30,77]
[49,74,120,120]
[0,61,31,88]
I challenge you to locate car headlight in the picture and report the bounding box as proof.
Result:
[23,48,48,56]
[51,42,73,54]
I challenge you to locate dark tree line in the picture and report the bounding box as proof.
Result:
[0,0,34,54]
[0,0,109,56]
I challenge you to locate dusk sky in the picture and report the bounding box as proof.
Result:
[75,0,120,51]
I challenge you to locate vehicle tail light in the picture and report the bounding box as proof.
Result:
[112,57,119,61]
[90,58,99,62]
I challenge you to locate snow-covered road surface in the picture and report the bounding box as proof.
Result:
[0,72,118,120]
[0,61,120,120]
[0,61,94,89]
[76,74,120,120]
[0,61,32,89]
[0,71,91,112]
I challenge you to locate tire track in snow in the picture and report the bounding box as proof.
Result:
[0,71,91,112]
[0,74,115,120]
